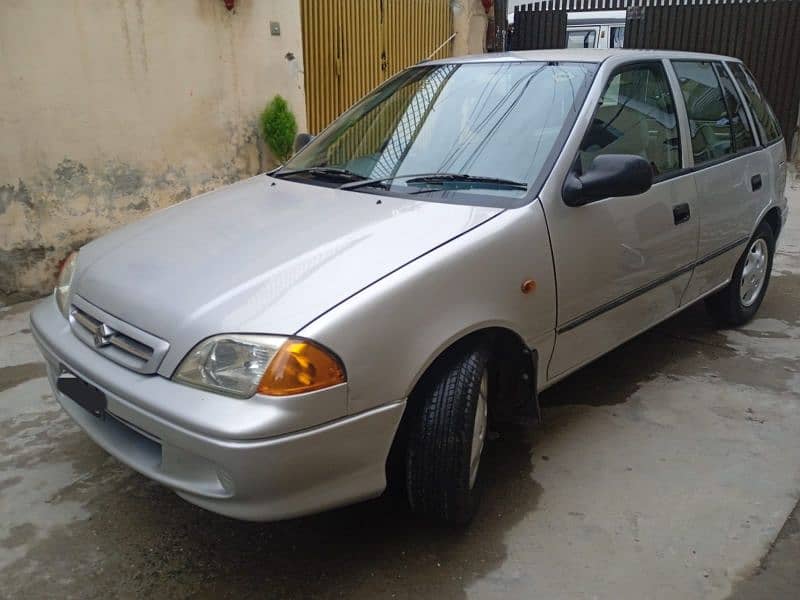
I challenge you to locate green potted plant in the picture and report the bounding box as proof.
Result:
[260,95,298,164]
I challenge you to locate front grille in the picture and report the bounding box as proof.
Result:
[69,295,169,374]
[72,307,153,361]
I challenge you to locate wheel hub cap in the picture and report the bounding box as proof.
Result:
[740,238,768,307]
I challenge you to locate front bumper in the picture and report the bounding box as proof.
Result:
[31,297,405,521]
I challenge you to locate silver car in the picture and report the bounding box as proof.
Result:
[32,49,788,524]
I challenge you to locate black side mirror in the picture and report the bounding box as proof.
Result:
[294,133,315,153]
[563,154,653,207]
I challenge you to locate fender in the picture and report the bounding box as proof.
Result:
[298,204,557,418]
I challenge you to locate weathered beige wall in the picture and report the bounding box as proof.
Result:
[451,0,489,56]
[0,0,306,301]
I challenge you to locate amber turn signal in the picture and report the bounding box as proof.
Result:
[258,339,346,396]
[521,279,536,294]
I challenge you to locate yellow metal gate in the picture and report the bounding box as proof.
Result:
[301,0,453,134]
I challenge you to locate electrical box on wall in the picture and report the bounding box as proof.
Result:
[270,21,281,36]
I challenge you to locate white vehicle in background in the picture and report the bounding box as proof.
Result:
[566,10,626,48]
[507,7,626,49]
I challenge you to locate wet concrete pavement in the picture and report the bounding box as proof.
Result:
[1,172,799,599]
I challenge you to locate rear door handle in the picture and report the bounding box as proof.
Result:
[673,203,691,225]
[751,174,762,191]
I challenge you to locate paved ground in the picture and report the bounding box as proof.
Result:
[1,171,798,599]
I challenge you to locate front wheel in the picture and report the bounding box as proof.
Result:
[705,221,775,327]
[405,344,490,524]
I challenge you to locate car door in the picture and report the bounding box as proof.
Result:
[671,60,771,305]
[544,60,699,379]
[727,61,789,232]
[729,62,787,236]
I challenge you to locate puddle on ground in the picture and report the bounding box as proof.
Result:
[0,303,45,369]
[0,422,544,599]
[0,300,38,318]
[0,376,120,571]
[0,363,47,394]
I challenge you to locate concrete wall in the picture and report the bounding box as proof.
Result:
[0,0,306,302]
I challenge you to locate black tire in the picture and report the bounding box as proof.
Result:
[705,221,775,327]
[405,344,490,525]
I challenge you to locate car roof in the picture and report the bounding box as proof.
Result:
[423,48,741,65]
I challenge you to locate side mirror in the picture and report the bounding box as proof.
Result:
[294,132,315,153]
[562,154,653,207]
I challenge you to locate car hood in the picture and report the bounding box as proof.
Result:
[74,175,502,361]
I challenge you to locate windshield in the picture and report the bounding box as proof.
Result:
[280,61,597,207]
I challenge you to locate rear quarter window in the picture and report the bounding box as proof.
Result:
[727,62,782,144]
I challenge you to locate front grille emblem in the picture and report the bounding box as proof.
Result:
[69,298,166,374]
[93,323,115,348]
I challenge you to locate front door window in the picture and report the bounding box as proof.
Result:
[578,62,682,178]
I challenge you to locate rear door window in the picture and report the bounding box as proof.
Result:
[672,61,734,165]
[578,62,681,178]
[727,62,782,144]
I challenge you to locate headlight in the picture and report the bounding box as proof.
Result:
[173,335,345,398]
[55,251,78,319]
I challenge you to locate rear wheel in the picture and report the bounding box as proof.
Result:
[705,221,775,327]
[405,344,490,524]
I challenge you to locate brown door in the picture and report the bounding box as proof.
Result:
[301,0,453,134]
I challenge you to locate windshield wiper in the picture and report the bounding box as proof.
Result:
[340,172,527,192]
[273,166,368,183]
[405,173,528,190]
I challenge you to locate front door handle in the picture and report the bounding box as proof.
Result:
[673,203,691,225]
[751,174,762,191]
